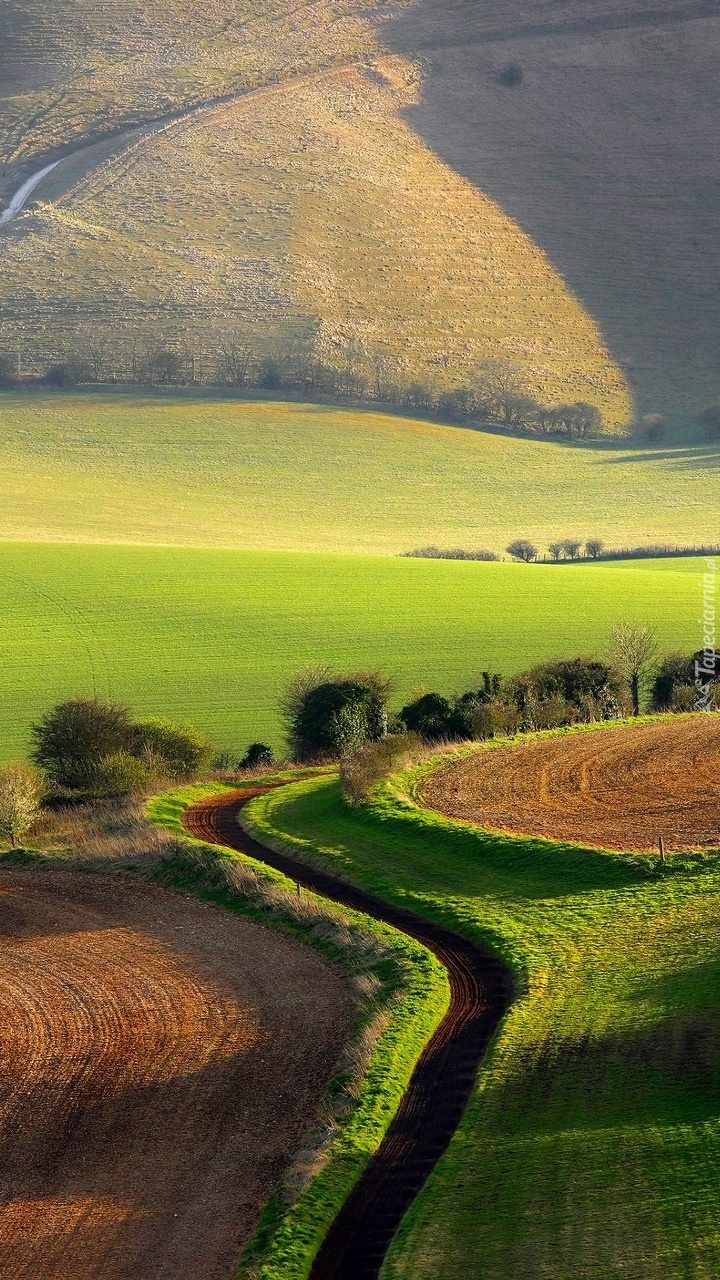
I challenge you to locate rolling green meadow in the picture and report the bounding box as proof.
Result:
[244,767,720,1280]
[3,0,720,1270]
[1,392,719,553]
[0,541,704,762]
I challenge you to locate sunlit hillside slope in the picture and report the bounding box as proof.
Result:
[0,62,629,422]
[1,1,719,421]
[1,392,718,552]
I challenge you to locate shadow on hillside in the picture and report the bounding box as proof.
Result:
[501,967,720,1134]
[385,2,720,417]
[600,445,720,470]
[284,779,656,905]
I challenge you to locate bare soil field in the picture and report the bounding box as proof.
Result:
[0,869,354,1280]
[423,716,720,853]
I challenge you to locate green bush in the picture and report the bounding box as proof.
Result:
[95,751,149,796]
[133,718,214,779]
[31,698,133,789]
[399,692,472,743]
[284,669,389,761]
[239,742,275,769]
[31,698,214,790]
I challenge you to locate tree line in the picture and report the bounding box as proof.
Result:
[0,339,610,440]
[405,540,720,564]
[0,630,716,844]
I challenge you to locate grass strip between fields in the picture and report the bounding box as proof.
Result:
[240,755,720,1279]
[147,779,449,1280]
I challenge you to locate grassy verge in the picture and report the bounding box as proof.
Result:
[242,765,720,1279]
[147,781,449,1280]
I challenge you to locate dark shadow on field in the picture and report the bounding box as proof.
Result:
[0,872,143,942]
[600,445,720,469]
[276,779,653,908]
[500,1013,720,1134]
[0,1046,336,1279]
[631,958,720,1020]
[385,2,720,416]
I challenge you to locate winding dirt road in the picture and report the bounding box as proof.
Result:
[184,786,512,1280]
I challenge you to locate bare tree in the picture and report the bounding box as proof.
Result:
[610,622,658,715]
[472,359,539,430]
[562,538,582,560]
[548,541,564,561]
[368,348,397,402]
[218,339,253,387]
[586,538,604,559]
[507,538,538,563]
[88,343,107,382]
[0,764,43,848]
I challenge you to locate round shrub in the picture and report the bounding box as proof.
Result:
[239,742,275,770]
[31,698,132,789]
[132,718,214,780]
[95,751,149,796]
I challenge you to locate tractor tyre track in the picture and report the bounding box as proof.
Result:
[184,786,513,1280]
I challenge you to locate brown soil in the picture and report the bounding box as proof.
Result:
[0,869,354,1280]
[423,716,720,852]
[185,788,512,1279]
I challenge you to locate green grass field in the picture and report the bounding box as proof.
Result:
[0,540,702,762]
[146,781,448,1280]
[244,763,720,1280]
[1,392,719,553]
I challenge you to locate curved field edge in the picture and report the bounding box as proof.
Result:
[242,763,720,1278]
[420,713,720,854]
[147,780,449,1280]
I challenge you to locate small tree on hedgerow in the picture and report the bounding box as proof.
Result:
[31,698,132,789]
[30,697,215,793]
[506,538,538,563]
[239,743,275,770]
[561,538,582,560]
[610,622,658,716]
[0,764,44,847]
[585,538,604,559]
[132,718,214,780]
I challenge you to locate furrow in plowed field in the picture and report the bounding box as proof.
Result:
[0,870,353,1279]
[184,788,512,1279]
[423,715,720,853]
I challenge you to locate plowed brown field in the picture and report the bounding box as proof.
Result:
[0,870,353,1280]
[423,716,720,853]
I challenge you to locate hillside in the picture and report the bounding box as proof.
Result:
[0,54,628,422]
[1,392,718,552]
[3,3,720,423]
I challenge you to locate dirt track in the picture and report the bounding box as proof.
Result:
[0,869,353,1279]
[185,788,512,1280]
[424,716,720,852]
